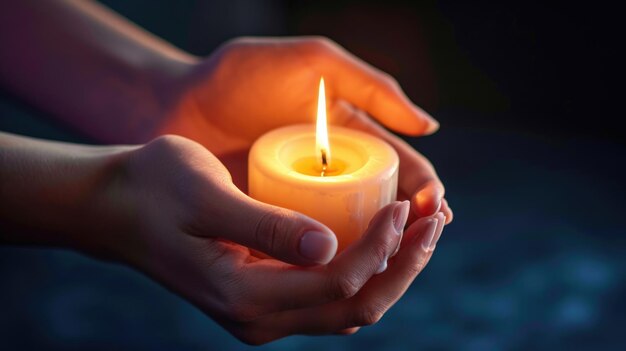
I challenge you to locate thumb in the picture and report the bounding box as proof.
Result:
[212,188,338,266]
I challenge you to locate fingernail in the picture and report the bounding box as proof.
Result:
[420,218,439,252]
[378,201,410,273]
[435,197,443,213]
[299,231,336,264]
[429,213,446,251]
[425,119,440,134]
[392,200,410,235]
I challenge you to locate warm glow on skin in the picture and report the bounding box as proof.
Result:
[316,77,331,170]
[0,0,453,342]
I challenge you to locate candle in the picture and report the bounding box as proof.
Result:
[248,78,399,252]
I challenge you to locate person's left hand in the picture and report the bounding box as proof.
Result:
[153,36,453,224]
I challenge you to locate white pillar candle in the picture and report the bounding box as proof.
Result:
[248,124,399,252]
[248,78,399,253]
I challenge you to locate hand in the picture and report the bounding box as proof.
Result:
[107,135,446,344]
[1,130,446,344]
[0,3,452,343]
[154,37,453,224]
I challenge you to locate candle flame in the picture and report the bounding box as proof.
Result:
[316,77,331,173]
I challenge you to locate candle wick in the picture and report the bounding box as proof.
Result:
[321,149,328,177]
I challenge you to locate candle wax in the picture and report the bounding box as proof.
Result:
[249,124,398,253]
[292,157,347,177]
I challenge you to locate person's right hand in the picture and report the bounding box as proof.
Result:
[102,135,446,344]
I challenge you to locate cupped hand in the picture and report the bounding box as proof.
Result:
[111,135,446,344]
[156,37,452,223]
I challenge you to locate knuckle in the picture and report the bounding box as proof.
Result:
[402,251,431,278]
[327,272,361,300]
[352,305,385,326]
[254,208,293,253]
[405,262,423,277]
[134,134,189,173]
[371,241,391,265]
[410,254,430,276]
[148,134,188,152]
[141,135,201,166]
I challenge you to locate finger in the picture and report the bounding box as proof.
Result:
[331,100,445,217]
[441,198,454,224]
[346,212,444,324]
[412,180,445,217]
[194,184,337,266]
[243,214,444,343]
[303,37,438,135]
[236,200,410,317]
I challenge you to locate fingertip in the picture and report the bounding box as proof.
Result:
[425,212,446,251]
[441,198,454,224]
[423,118,440,135]
[299,229,338,265]
[398,106,439,136]
[390,114,437,137]
[375,90,437,137]
[416,105,439,133]
[413,185,443,217]
[366,201,402,233]
[337,201,404,273]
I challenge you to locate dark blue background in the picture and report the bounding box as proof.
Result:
[1,1,624,350]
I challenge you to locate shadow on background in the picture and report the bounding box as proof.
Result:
[1,1,624,350]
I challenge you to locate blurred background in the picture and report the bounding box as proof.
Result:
[1,0,624,350]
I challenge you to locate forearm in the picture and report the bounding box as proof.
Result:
[0,0,197,143]
[0,131,135,256]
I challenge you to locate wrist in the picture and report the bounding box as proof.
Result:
[76,49,200,145]
[69,146,142,262]
[0,134,140,262]
[137,53,201,141]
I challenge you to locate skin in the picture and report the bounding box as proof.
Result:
[0,133,446,344]
[0,0,453,344]
[159,37,453,221]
